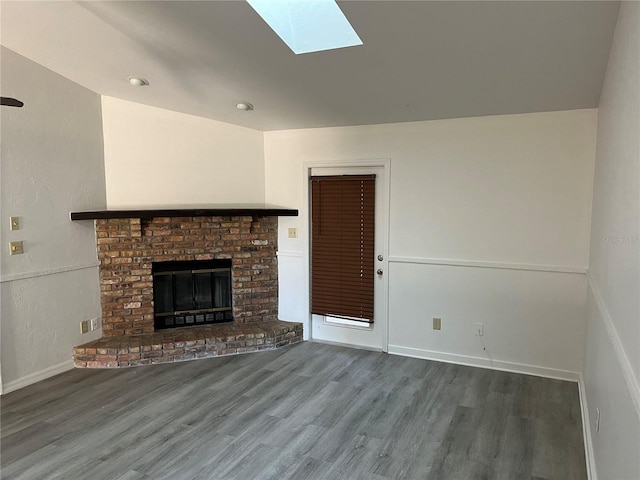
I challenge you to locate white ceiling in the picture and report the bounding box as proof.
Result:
[0,1,619,131]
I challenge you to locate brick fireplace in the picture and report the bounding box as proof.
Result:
[72,207,302,367]
[97,215,279,336]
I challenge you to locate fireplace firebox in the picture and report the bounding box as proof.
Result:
[152,259,233,330]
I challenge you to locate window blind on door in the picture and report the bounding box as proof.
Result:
[310,175,375,323]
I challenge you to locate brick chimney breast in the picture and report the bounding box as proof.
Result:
[96,216,278,337]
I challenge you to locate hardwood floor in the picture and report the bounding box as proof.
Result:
[1,342,587,480]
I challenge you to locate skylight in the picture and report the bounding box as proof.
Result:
[247,0,363,55]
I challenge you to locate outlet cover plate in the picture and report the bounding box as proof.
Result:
[433,317,441,330]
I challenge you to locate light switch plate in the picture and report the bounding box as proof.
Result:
[288,227,298,238]
[9,241,24,255]
[10,217,20,230]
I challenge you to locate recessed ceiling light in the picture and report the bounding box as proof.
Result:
[128,76,149,87]
[236,102,254,111]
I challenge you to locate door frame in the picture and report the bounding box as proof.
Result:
[302,159,390,352]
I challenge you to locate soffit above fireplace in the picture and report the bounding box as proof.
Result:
[70,204,298,220]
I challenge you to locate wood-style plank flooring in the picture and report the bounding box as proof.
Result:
[1,342,587,480]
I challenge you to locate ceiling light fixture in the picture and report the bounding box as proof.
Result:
[128,76,149,87]
[236,102,254,111]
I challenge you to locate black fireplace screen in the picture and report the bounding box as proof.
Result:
[152,259,233,329]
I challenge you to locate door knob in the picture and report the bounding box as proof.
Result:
[377,269,383,276]
[377,255,383,261]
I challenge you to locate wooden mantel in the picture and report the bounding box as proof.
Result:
[70,204,298,220]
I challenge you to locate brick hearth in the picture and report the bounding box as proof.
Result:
[74,213,302,368]
[74,320,302,368]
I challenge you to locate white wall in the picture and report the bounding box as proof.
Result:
[102,97,265,208]
[389,263,587,377]
[265,109,596,378]
[0,47,105,393]
[583,3,640,479]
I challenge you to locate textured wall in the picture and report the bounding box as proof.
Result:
[265,109,596,378]
[583,3,640,479]
[101,96,265,208]
[267,110,596,267]
[0,47,106,392]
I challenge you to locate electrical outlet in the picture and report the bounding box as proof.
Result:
[432,317,441,330]
[90,318,99,331]
[595,408,600,433]
[475,323,484,336]
[80,320,89,334]
[288,227,298,239]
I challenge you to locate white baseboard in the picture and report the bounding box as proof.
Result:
[2,360,74,394]
[388,345,580,382]
[578,373,598,480]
